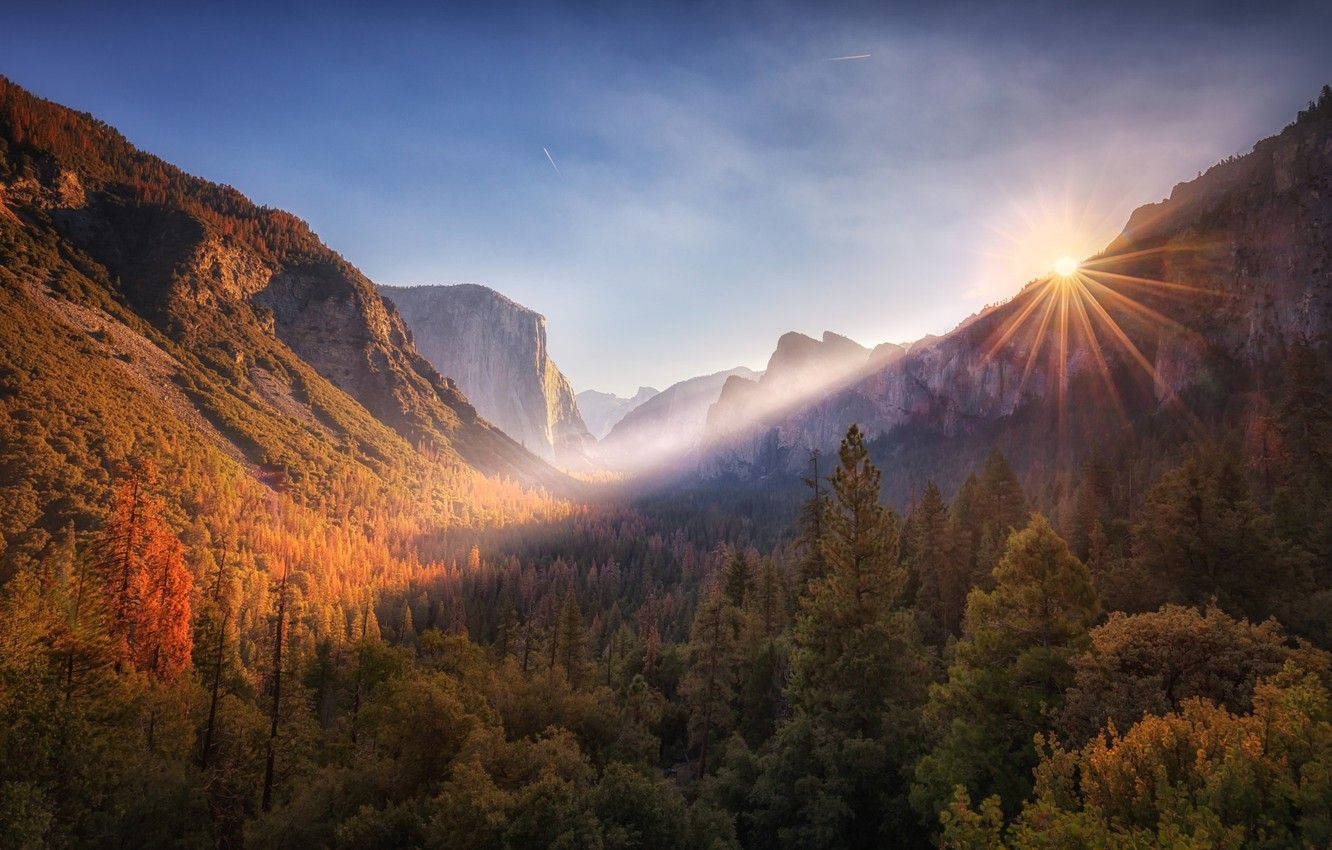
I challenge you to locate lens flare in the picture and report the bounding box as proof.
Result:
[982,234,1220,459]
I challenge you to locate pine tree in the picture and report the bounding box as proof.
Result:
[979,448,1027,538]
[1133,450,1281,618]
[680,585,743,779]
[751,425,934,848]
[556,592,586,687]
[909,481,960,642]
[912,513,1100,825]
[795,449,832,599]
[722,547,751,608]
[93,462,192,679]
[819,424,903,617]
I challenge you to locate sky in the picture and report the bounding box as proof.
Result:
[4,1,1331,396]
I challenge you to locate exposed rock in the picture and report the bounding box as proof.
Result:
[577,386,659,439]
[697,90,1332,498]
[705,330,874,439]
[0,74,565,491]
[380,284,593,464]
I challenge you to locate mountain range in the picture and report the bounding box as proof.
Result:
[677,93,1332,501]
[3,70,1331,543]
[576,386,659,440]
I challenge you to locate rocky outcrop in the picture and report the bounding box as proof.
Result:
[598,366,759,470]
[577,386,659,439]
[705,330,877,438]
[380,284,593,464]
[0,74,565,491]
[698,89,1332,497]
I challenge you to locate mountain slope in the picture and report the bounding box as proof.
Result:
[577,386,659,440]
[599,366,759,470]
[380,284,592,464]
[696,90,1332,500]
[0,76,570,571]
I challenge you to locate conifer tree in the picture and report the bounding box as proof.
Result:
[556,592,586,687]
[795,449,831,598]
[751,425,934,848]
[819,424,903,617]
[94,462,193,679]
[1133,450,1281,618]
[912,513,1099,826]
[722,547,751,608]
[909,481,960,642]
[680,585,743,779]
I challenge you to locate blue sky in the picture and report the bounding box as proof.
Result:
[4,1,1330,395]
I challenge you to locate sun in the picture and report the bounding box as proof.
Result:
[1053,255,1079,277]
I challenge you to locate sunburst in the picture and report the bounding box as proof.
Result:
[981,239,1220,458]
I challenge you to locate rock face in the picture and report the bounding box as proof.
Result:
[0,75,566,492]
[698,90,1332,500]
[705,331,880,438]
[380,284,593,464]
[598,366,759,470]
[577,386,659,439]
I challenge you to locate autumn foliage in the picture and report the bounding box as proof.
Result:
[94,462,192,679]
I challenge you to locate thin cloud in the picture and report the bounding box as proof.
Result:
[543,146,562,175]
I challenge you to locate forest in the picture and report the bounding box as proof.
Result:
[2,340,1330,848]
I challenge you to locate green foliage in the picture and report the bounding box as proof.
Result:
[1060,605,1330,743]
[749,425,935,849]
[945,664,1332,849]
[913,514,1099,827]
[1131,450,1285,619]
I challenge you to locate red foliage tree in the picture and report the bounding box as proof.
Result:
[95,462,193,679]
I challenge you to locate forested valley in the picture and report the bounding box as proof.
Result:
[4,376,1331,847]
[2,60,1332,850]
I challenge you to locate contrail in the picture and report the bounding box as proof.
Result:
[542,146,561,175]
[826,53,871,61]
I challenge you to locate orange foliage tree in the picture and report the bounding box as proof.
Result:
[95,462,193,679]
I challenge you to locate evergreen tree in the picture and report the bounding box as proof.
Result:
[751,425,934,848]
[795,450,832,599]
[93,462,193,679]
[1133,450,1283,619]
[680,585,743,779]
[909,481,960,643]
[556,592,587,687]
[912,514,1099,828]
[722,547,751,608]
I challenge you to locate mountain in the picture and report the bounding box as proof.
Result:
[380,284,593,465]
[577,386,659,439]
[0,76,569,573]
[704,330,890,438]
[697,90,1332,500]
[597,366,759,470]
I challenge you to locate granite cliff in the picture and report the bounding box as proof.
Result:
[598,366,759,470]
[0,75,567,496]
[696,90,1332,500]
[380,284,593,465]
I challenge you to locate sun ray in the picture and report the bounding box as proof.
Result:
[1067,277,1128,424]
[985,279,1054,358]
[1070,274,1158,380]
[1015,282,1060,400]
[1082,267,1222,297]
[1078,274,1198,338]
[1080,242,1223,269]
